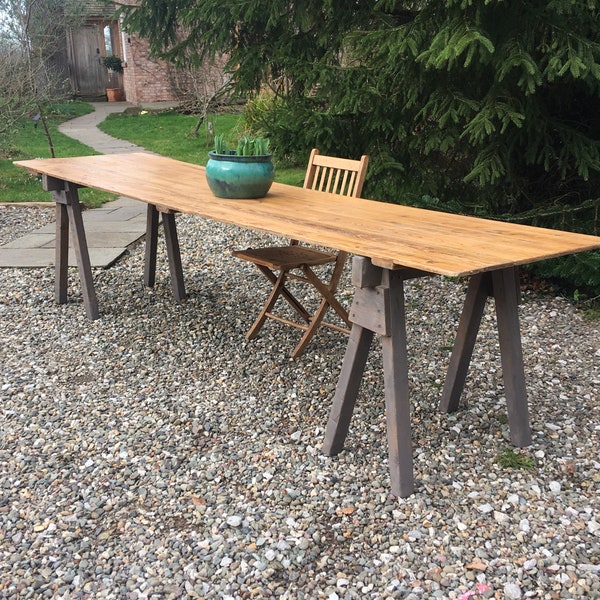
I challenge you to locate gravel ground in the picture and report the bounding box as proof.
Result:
[0,205,599,600]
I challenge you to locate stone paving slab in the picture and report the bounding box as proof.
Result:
[84,205,147,221]
[2,230,145,250]
[0,196,148,268]
[31,217,147,235]
[2,233,57,249]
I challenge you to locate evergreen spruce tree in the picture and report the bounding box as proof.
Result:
[121,0,600,293]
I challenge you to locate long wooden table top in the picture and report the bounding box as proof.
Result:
[15,153,600,277]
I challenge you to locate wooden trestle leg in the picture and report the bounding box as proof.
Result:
[324,260,532,497]
[322,324,374,456]
[440,267,531,447]
[492,268,531,446]
[144,204,159,289]
[55,202,69,305]
[439,272,491,413]
[44,176,99,320]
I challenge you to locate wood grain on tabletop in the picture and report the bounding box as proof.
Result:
[15,153,600,277]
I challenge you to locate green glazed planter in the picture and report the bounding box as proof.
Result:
[206,151,274,199]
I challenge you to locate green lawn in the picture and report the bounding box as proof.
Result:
[98,109,306,186]
[1,102,116,207]
[2,103,306,207]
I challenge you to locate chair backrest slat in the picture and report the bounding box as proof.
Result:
[332,169,341,194]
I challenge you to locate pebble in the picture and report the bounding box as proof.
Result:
[505,583,522,599]
[549,480,561,494]
[1,206,599,599]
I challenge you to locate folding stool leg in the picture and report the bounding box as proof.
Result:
[292,297,331,358]
[255,265,312,321]
[247,270,290,339]
[302,267,351,325]
[290,264,351,357]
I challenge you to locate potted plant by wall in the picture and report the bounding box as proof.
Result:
[103,55,123,102]
[205,134,274,199]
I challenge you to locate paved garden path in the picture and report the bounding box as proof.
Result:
[0,101,175,268]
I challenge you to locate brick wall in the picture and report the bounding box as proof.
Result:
[121,31,177,104]
[114,1,229,105]
[114,0,176,103]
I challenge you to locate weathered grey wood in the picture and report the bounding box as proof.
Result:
[322,324,374,455]
[381,269,414,497]
[440,268,531,445]
[352,256,383,288]
[492,267,532,447]
[513,266,521,306]
[349,285,390,335]
[54,196,69,305]
[439,273,492,413]
[324,263,416,496]
[144,204,159,288]
[161,212,186,302]
[64,186,99,320]
[42,175,67,193]
[323,268,414,497]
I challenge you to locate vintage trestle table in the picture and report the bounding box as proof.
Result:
[15,153,600,497]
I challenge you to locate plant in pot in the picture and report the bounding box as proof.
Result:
[102,55,123,101]
[205,134,274,199]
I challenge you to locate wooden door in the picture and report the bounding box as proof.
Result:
[68,26,107,97]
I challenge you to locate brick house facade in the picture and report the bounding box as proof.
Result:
[69,0,176,103]
[120,30,177,103]
[116,0,176,103]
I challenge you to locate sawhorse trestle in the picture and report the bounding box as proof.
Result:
[144,204,186,302]
[322,257,532,497]
[44,175,99,320]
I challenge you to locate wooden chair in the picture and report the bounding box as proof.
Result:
[232,149,369,357]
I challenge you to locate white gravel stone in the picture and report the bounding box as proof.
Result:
[504,583,522,599]
[1,206,599,599]
[549,480,562,494]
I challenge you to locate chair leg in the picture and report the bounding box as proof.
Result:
[247,270,289,339]
[292,296,332,358]
[256,265,311,321]
[302,267,351,325]
[291,267,351,358]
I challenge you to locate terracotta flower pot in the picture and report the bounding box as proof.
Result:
[106,88,123,102]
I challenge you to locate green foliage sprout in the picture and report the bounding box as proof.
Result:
[213,133,270,156]
[496,447,536,471]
